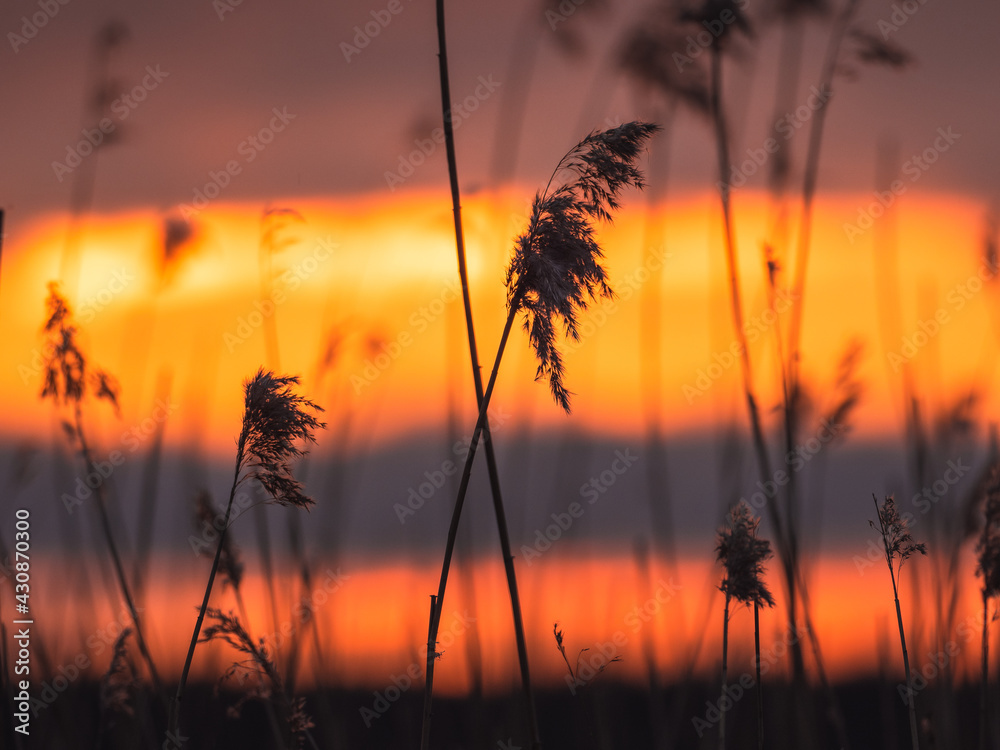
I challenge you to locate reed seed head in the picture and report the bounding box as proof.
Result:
[40,282,121,415]
[201,609,315,746]
[871,494,926,573]
[977,467,1000,600]
[716,500,775,608]
[237,369,324,509]
[506,122,659,412]
[159,215,198,289]
[99,627,136,717]
[201,608,280,698]
[848,29,912,70]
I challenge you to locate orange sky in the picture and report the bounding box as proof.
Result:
[25,546,992,693]
[2,188,995,455]
[3,188,998,692]
[5,2,1000,734]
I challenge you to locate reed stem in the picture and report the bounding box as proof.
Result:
[755,601,763,750]
[719,592,730,750]
[433,2,540,746]
[420,285,525,750]
[981,589,989,750]
[74,402,163,698]
[170,435,245,738]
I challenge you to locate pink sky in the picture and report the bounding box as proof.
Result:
[2,0,997,232]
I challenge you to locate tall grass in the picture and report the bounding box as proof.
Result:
[96,627,136,743]
[199,609,318,749]
[169,370,323,739]
[254,207,306,644]
[782,22,909,695]
[39,283,163,698]
[419,121,658,749]
[59,21,128,302]
[716,501,774,750]
[683,2,909,744]
[871,494,926,750]
[977,467,1000,750]
[433,1,540,745]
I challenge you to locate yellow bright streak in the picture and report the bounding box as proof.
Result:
[0,189,993,455]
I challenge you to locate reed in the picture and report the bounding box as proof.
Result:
[420,121,658,749]
[169,369,323,740]
[39,283,163,698]
[256,207,306,643]
[434,0,540,743]
[976,467,1000,750]
[59,21,128,301]
[781,23,909,695]
[716,501,774,750]
[553,622,621,688]
[97,627,136,744]
[200,608,318,749]
[871,494,926,750]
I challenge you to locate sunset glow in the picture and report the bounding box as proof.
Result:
[3,189,994,451]
[4,188,996,691]
[4,0,998,746]
[26,548,991,696]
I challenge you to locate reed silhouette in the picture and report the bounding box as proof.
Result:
[39,283,164,701]
[170,370,323,740]
[716,501,774,750]
[428,0,540,746]
[977,467,1000,750]
[420,120,657,750]
[871,494,926,750]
